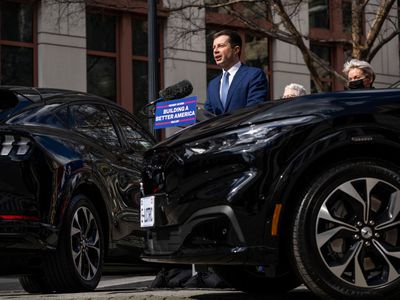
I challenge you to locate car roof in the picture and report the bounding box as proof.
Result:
[0,86,107,103]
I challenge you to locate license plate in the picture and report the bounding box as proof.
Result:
[140,196,155,227]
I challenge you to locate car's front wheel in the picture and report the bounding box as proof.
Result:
[44,194,104,292]
[292,160,400,299]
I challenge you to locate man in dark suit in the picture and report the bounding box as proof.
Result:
[204,30,269,115]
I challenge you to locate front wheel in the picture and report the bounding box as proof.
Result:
[292,161,400,299]
[44,194,104,292]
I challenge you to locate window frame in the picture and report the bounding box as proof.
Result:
[309,0,355,91]
[0,0,38,86]
[86,4,165,121]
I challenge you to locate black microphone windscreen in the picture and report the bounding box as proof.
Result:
[159,80,193,100]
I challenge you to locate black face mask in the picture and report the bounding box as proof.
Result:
[348,78,365,89]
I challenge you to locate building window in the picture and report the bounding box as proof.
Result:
[342,0,352,33]
[309,0,353,91]
[86,13,117,101]
[309,0,330,29]
[132,19,150,128]
[86,9,162,129]
[244,33,270,79]
[310,43,333,92]
[0,1,36,86]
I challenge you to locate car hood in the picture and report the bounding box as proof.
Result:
[154,89,399,148]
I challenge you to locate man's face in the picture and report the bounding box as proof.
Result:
[213,35,240,70]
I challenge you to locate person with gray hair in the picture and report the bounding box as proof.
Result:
[343,59,375,89]
[282,83,307,99]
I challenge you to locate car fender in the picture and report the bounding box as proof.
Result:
[269,124,400,237]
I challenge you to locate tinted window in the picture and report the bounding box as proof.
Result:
[54,106,70,127]
[0,1,34,86]
[87,56,116,101]
[86,12,117,101]
[1,1,33,43]
[112,109,153,152]
[71,104,120,148]
[6,103,68,128]
[309,0,329,28]
[132,19,148,56]
[1,45,33,86]
[86,13,116,52]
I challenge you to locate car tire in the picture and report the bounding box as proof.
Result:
[292,160,400,299]
[18,275,52,293]
[43,194,104,292]
[212,265,300,293]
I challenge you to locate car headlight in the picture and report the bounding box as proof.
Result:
[185,115,316,156]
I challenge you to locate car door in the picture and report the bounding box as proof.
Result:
[108,108,155,254]
[69,103,125,240]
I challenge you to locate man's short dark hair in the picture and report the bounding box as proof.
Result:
[213,30,242,55]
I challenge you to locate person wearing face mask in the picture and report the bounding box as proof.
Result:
[343,59,375,90]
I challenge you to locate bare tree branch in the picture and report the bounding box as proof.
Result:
[367,29,400,61]
[364,0,396,59]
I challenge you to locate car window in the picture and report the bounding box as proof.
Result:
[71,104,120,148]
[112,109,153,152]
[54,105,69,127]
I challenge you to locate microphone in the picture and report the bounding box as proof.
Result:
[141,80,193,118]
[159,80,193,100]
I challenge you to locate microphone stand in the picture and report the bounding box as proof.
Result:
[140,97,165,119]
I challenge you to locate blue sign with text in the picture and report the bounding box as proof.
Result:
[154,96,197,129]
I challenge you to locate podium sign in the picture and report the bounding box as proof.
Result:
[154,96,197,129]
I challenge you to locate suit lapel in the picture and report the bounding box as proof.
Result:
[213,73,224,112]
[224,65,246,111]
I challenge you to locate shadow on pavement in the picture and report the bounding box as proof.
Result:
[192,290,318,300]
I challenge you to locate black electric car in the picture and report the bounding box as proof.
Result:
[0,87,155,293]
[141,88,400,299]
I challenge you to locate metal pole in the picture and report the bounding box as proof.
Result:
[148,0,158,136]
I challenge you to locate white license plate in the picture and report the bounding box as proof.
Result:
[140,196,155,227]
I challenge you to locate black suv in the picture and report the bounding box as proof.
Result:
[0,87,155,293]
[141,88,400,299]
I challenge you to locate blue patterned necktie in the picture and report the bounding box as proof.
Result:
[220,71,230,107]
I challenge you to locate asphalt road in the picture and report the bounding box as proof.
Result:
[0,275,318,300]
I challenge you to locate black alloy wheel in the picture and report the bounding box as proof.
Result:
[292,161,400,299]
[43,194,104,292]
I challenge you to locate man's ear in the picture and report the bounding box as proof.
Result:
[234,46,241,56]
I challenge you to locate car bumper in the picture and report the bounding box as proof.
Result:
[0,220,58,250]
[142,204,279,266]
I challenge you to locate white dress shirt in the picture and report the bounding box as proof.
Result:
[220,61,241,100]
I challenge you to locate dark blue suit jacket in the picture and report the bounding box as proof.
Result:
[205,64,268,115]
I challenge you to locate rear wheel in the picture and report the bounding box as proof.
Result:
[212,265,300,293]
[292,161,400,299]
[44,194,104,292]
